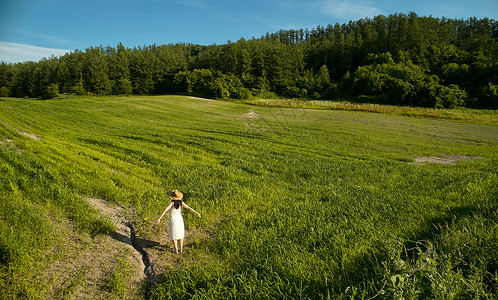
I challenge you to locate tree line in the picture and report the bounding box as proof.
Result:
[1,12,497,108]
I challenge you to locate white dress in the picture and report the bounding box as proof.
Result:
[169,205,185,240]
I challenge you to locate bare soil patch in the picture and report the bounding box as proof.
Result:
[86,198,146,273]
[188,96,214,101]
[41,197,217,298]
[241,109,267,130]
[46,232,144,299]
[0,138,14,144]
[410,155,483,165]
[0,138,23,154]
[0,118,42,140]
[20,131,42,140]
[40,206,145,299]
[242,109,259,119]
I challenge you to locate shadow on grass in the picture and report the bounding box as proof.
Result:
[325,204,488,297]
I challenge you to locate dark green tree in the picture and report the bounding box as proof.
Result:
[1,13,496,108]
[83,47,111,95]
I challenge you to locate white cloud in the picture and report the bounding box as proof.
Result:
[0,42,72,64]
[23,30,72,46]
[320,0,382,19]
[1,25,73,46]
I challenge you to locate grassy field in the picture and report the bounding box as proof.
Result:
[0,95,497,299]
[242,98,498,125]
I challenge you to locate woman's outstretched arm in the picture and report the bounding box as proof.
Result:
[155,202,174,224]
[182,202,201,218]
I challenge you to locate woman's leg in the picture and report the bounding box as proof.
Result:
[179,239,184,253]
[173,239,178,254]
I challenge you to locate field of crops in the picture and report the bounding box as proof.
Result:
[0,95,497,299]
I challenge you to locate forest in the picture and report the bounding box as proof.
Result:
[1,12,497,109]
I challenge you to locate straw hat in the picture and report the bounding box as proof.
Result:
[169,189,183,200]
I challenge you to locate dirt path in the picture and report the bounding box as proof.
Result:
[20,131,42,140]
[0,117,42,140]
[410,155,482,165]
[188,96,215,101]
[84,198,210,294]
[86,198,152,278]
[45,197,216,298]
[39,202,146,299]
[242,109,259,119]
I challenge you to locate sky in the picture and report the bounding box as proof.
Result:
[0,0,497,64]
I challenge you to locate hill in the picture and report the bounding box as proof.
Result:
[0,95,497,298]
[1,13,497,108]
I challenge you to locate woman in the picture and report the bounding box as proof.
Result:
[155,189,201,254]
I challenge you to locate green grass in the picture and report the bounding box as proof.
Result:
[243,98,498,125]
[0,95,497,299]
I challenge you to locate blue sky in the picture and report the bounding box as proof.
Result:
[1,0,497,63]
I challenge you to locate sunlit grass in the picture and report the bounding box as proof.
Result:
[0,95,496,299]
[243,98,498,125]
